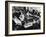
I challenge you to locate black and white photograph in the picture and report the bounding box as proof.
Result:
[12,6,41,30]
[5,1,45,36]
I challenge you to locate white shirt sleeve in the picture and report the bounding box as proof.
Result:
[13,17,22,25]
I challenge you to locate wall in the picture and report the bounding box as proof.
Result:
[0,0,46,37]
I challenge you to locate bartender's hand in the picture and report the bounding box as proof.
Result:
[19,13,24,21]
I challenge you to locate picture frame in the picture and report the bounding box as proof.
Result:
[5,1,45,36]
